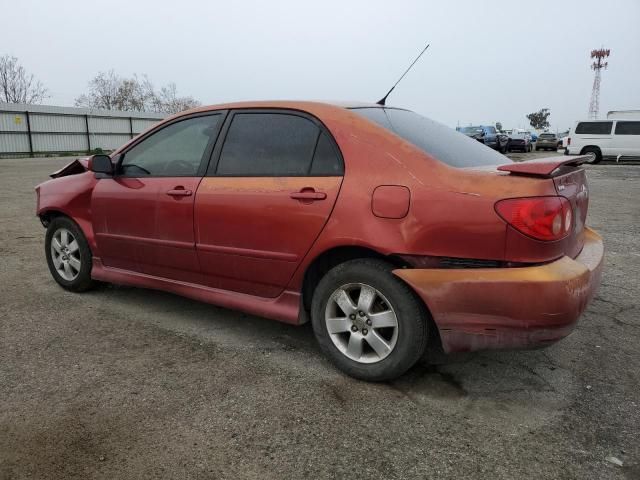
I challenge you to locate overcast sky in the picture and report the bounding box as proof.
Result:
[2,0,639,131]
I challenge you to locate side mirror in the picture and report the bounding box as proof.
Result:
[90,154,113,175]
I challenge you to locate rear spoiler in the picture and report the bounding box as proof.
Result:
[497,155,593,177]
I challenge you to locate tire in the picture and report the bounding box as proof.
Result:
[311,258,428,381]
[581,146,602,164]
[45,216,95,292]
[535,147,539,151]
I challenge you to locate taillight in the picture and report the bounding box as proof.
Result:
[567,137,571,146]
[495,197,573,241]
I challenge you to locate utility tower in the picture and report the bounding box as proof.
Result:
[588,48,610,119]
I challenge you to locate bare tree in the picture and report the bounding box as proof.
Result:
[0,55,48,104]
[75,71,200,114]
[153,83,201,114]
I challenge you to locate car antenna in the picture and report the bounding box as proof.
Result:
[376,43,430,106]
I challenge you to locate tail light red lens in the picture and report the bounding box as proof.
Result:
[495,197,573,241]
[567,137,571,146]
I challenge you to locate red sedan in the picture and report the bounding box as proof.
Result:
[35,101,604,381]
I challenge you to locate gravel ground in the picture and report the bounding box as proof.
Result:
[0,152,638,479]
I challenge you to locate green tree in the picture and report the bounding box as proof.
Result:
[526,109,551,130]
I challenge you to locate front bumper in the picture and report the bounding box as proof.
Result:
[393,228,604,353]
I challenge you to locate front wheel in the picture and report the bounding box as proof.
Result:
[45,216,95,292]
[311,259,428,381]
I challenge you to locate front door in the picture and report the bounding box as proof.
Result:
[194,111,344,298]
[92,113,224,283]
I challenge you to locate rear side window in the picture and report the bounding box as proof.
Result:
[485,126,496,134]
[575,122,613,134]
[615,121,640,135]
[216,113,319,176]
[352,107,508,168]
[310,132,343,175]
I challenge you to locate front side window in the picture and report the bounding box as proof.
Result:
[216,113,320,176]
[121,115,221,176]
[614,121,640,135]
[575,121,613,135]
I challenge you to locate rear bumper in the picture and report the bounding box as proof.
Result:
[393,228,604,353]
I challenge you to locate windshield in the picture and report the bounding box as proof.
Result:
[350,108,509,168]
[460,126,483,135]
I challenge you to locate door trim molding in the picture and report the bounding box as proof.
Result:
[196,243,298,262]
[96,232,194,250]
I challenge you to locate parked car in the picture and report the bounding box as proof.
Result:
[459,125,509,153]
[36,101,604,381]
[508,131,532,152]
[535,132,558,151]
[565,119,640,163]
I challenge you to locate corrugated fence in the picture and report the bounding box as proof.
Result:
[0,103,166,157]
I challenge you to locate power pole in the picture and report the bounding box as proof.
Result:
[588,48,610,119]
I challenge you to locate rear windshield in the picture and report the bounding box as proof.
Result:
[539,133,555,138]
[351,107,508,168]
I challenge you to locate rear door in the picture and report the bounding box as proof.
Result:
[92,113,224,282]
[194,110,344,298]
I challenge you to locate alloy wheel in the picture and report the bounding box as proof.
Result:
[324,283,399,364]
[50,227,81,281]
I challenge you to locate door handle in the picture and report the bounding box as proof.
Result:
[290,189,327,201]
[167,188,193,197]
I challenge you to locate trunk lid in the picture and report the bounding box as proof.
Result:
[553,168,589,259]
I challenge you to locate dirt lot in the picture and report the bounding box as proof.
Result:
[1,152,638,479]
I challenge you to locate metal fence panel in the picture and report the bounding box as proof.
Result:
[0,103,166,157]
[132,118,160,134]
[30,113,86,133]
[0,112,28,132]
[90,134,132,151]
[32,133,87,153]
[0,133,30,153]
[88,116,130,134]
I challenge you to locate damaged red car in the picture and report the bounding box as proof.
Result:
[35,101,604,381]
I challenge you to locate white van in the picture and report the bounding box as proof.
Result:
[565,119,640,163]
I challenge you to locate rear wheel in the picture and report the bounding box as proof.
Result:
[581,146,602,164]
[45,216,95,292]
[311,259,428,381]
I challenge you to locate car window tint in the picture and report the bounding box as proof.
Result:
[539,133,555,138]
[614,121,640,135]
[310,132,343,175]
[575,121,612,135]
[122,115,220,176]
[216,113,319,176]
[352,107,508,168]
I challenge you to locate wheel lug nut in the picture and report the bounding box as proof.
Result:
[349,314,356,320]
[366,319,372,326]
[362,328,368,335]
[358,311,365,317]
[351,325,358,332]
